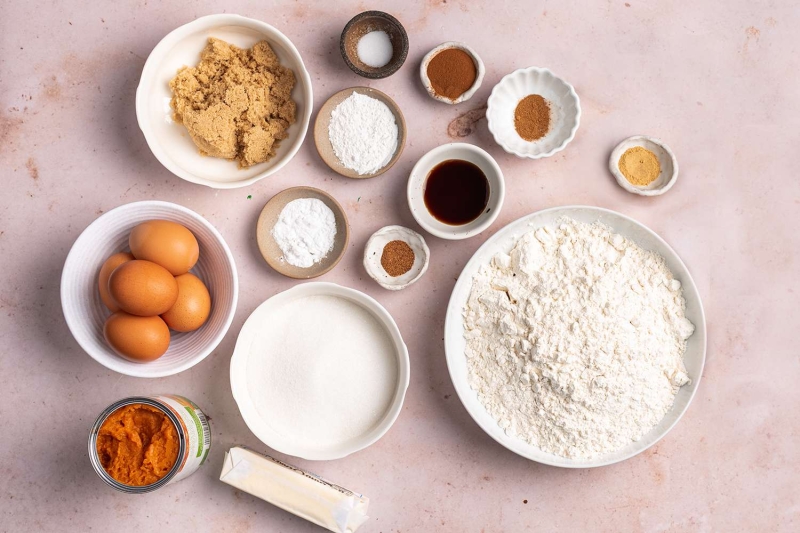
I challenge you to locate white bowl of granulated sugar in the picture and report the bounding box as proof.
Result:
[230,282,410,460]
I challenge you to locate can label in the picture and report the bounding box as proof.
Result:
[151,395,211,485]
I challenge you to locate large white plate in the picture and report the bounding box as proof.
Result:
[444,206,707,468]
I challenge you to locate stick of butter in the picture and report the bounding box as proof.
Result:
[219,446,369,533]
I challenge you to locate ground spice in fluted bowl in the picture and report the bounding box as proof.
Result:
[426,48,477,101]
[619,146,661,186]
[381,240,415,277]
[514,94,551,141]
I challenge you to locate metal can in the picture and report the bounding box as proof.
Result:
[89,395,211,493]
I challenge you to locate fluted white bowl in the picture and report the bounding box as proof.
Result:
[487,67,580,159]
[61,201,238,377]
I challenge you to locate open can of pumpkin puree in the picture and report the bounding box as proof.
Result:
[89,395,211,493]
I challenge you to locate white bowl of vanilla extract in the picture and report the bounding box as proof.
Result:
[407,143,505,240]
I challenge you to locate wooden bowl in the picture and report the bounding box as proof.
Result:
[314,87,406,179]
[256,187,350,279]
[340,11,408,79]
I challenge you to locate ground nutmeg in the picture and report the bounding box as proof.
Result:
[426,48,477,100]
[381,240,415,277]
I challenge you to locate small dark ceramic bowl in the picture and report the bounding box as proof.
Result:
[340,11,408,79]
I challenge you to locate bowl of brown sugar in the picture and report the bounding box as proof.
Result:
[486,66,580,159]
[420,42,485,104]
[136,14,313,189]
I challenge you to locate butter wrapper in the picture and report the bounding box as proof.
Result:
[220,446,369,533]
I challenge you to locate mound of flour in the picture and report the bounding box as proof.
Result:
[463,218,695,459]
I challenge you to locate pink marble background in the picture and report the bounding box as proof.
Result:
[1,1,798,531]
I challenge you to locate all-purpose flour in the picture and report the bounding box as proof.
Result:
[464,218,695,459]
[328,92,398,175]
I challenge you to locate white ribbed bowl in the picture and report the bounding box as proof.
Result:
[61,201,238,377]
[487,67,580,159]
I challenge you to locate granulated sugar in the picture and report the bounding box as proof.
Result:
[246,295,398,449]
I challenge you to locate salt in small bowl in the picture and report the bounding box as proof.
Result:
[364,226,430,291]
[420,42,485,105]
[609,136,679,196]
[340,11,409,79]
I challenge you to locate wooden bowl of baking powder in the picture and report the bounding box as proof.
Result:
[256,187,350,279]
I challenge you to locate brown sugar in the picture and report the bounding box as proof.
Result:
[514,94,551,141]
[95,403,179,486]
[426,48,477,100]
[169,38,297,168]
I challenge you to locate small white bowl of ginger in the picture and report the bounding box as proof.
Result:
[609,135,679,196]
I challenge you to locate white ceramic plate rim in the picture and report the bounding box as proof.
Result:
[229,282,411,460]
[135,14,313,189]
[407,143,505,240]
[60,200,239,378]
[444,205,707,468]
[487,66,581,159]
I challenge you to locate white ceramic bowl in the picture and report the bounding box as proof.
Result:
[420,42,485,104]
[61,201,238,378]
[610,135,679,196]
[487,67,580,159]
[444,206,706,468]
[136,14,313,189]
[363,225,430,290]
[230,282,410,460]
[407,143,505,240]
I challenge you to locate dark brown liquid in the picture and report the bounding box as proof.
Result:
[423,160,489,225]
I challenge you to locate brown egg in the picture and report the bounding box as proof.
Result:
[108,260,178,316]
[98,252,135,312]
[129,220,200,276]
[161,273,212,332]
[104,312,171,362]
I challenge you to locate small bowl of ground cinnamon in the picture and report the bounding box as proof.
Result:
[486,66,580,159]
[363,226,430,291]
[609,136,678,196]
[420,42,485,104]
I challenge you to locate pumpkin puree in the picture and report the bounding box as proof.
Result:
[96,404,180,486]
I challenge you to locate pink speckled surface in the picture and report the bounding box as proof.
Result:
[1,1,798,531]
